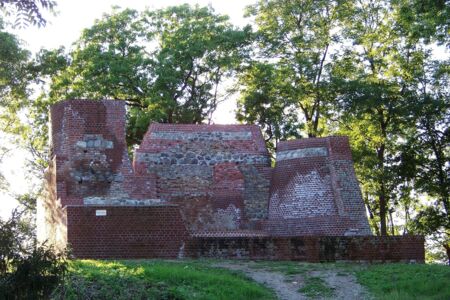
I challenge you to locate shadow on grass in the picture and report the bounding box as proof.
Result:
[52,260,276,300]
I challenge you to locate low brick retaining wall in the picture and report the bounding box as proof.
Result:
[186,235,425,262]
[65,206,424,262]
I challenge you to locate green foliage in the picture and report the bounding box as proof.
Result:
[393,0,450,45]
[356,263,450,300]
[0,25,30,114]
[236,62,302,151]
[0,209,68,299]
[240,0,348,139]
[53,260,276,300]
[330,0,435,236]
[298,276,335,298]
[0,0,56,28]
[43,5,251,144]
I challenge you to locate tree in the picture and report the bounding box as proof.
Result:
[408,61,450,263]
[0,0,55,27]
[393,0,450,45]
[239,0,350,140]
[331,0,430,236]
[44,5,252,144]
[236,62,302,152]
[0,22,30,111]
[0,21,31,186]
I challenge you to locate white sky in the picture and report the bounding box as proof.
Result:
[0,0,256,218]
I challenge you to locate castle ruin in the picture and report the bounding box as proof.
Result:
[37,100,424,261]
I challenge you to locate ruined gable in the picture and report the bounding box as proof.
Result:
[36,99,423,262]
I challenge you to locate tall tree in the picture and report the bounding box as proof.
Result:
[0,21,31,183]
[408,61,450,263]
[44,5,251,144]
[393,0,450,45]
[236,62,302,152]
[331,0,429,236]
[238,0,349,140]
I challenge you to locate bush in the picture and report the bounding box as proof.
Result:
[0,209,68,299]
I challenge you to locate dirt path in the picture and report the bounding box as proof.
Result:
[215,262,307,300]
[310,270,372,300]
[215,262,371,300]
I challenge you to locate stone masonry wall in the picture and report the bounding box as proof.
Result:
[36,99,426,262]
[49,100,157,207]
[134,124,272,232]
[187,235,425,262]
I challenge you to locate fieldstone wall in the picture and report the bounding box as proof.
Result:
[134,123,272,231]
[187,235,425,262]
[36,99,422,262]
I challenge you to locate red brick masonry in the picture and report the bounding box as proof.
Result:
[66,205,424,262]
[37,100,425,262]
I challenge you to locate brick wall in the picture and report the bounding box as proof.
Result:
[134,123,272,231]
[187,235,425,262]
[37,99,425,262]
[268,137,372,236]
[49,100,158,206]
[66,205,189,258]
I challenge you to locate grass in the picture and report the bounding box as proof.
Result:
[52,260,276,300]
[248,260,450,299]
[51,259,450,300]
[298,276,335,298]
[356,263,450,300]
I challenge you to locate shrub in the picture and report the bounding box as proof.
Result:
[0,209,68,299]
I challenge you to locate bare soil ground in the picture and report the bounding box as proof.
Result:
[215,261,372,300]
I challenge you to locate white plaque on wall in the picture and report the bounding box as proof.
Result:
[95,209,107,216]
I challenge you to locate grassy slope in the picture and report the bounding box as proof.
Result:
[356,263,450,300]
[52,260,276,300]
[53,260,449,300]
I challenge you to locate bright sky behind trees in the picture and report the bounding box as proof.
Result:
[0,0,255,217]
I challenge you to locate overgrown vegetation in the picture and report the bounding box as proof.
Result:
[52,260,276,300]
[0,209,68,299]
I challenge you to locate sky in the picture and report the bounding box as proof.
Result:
[0,0,257,218]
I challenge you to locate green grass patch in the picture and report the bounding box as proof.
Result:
[52,260,276,300]
[250,260,360,275]
[298,276,335,298]
[356,263,450,300]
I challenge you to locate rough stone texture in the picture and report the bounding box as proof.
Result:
[187,235,425,262]
[134,123,272,231]
[36,99,424,262]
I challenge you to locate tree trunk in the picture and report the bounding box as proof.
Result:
[444,243,450,266]
[379,191,388,236]
[377,143,388,236]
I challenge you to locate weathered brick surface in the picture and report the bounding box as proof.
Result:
[36,100,424,262]
[268,137,372,236]
[49,100,157,206]
[135,123,272,231]
[187,235,425,262]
